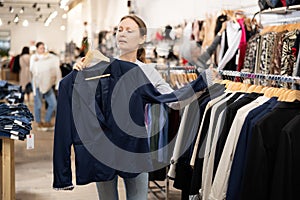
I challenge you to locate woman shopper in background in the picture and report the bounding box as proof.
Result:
[73,14,226,200]
[19,46,32,103]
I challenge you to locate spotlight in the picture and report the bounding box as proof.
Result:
[8,21,11,25]
[20,7,24,13]
[14,14,19,23]
[32,3,37,8]
[37,7,40,12]
[9,6,14,13]
[47,3,50,8]
[0,2,4,7]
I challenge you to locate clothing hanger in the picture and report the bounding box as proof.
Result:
[83,49,110,67]
[246,84,258,93]
[239,83,251,93]
[284,90,300,102]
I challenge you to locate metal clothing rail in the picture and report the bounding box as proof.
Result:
[219,70,300,83]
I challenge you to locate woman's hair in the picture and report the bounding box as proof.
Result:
[36,41,44,48]
[21,46,30,55]
[120,14,147,62]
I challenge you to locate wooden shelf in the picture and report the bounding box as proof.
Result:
[0,138,15,200]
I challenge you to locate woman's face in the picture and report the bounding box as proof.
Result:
[36,44,45,55]
[116,18,145,54]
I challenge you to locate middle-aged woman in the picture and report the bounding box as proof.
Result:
[70,14,225,200]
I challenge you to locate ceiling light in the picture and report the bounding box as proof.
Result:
[62,13,67,19]
[0,19,2,26]
[32,3,37,8]
[0,2,4,7]
[20,7,24,14]
[60,25,65,31]
[22,20,29,27]
[37,7,40,12]
[49,11,58,19]
[60,0,69,9]
[47,3,51,8]
[14,14,19,23]
[7,21,11,25]
[9,6,14,13]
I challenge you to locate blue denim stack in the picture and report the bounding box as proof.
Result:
[0,103,33,140]
[0,80,24,104]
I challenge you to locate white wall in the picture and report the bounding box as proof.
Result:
[135,0,259,28]
[0,9,67,55]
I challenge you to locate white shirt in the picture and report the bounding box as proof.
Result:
[217,21,242,70]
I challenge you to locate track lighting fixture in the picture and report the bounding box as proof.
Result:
[14,14,19,23]
[20,7,24,14]
[9,6,14,13]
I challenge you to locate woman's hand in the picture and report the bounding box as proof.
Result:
[73,57,86,71]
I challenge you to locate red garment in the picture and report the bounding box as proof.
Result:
[9,56,15,72]
[281,0,286,6]
[237,18,247,72]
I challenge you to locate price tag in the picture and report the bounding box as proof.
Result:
[26,134,34,150]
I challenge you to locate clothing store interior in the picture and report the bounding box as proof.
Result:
[0,0,300,199]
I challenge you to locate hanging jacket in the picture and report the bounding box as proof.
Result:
[53,58,210,190]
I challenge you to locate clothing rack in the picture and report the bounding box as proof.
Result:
[219,70,300,83]
[148,168,170,200]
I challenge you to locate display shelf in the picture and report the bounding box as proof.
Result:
[0,138,15,200]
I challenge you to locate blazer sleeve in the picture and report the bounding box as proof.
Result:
[53,83,74,190]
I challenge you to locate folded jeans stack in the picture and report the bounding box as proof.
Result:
[0,103,33,140]
[0,80,24,104]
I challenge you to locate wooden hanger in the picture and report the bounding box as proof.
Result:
[239,83,251,93]
[83,49,111,80]
[284,90,300,102]
[253,85,264,93]
[246,84,258,93]
[83,49,110,67]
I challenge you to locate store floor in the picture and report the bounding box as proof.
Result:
[14,99,182,200]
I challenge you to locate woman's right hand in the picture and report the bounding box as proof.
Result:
[73,57,86,71]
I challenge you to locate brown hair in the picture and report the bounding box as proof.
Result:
[120,14,147,63]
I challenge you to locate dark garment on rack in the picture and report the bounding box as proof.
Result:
[243,34,261,73]
[53,58,209,189]
[223,31,238,71]
[240,101,300,200]
[270,114,300,200]
[226,97,278,200]
[214,14,227,36]
[213,92,261,177]
[173,84,225,199]
[189,92,243,195]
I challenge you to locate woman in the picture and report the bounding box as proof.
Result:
[74,14,225,200]
[19,46,32,103]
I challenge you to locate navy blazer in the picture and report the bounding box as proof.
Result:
[53,59,208,189]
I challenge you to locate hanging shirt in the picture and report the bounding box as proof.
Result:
[217,21,242,70]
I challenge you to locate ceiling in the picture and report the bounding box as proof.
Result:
[0,0,65,25]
